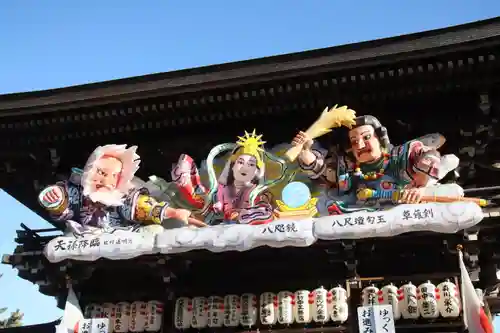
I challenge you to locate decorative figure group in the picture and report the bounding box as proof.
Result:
[291,106,464,214]
[38,104,482,233]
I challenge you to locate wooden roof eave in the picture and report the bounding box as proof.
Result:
[0,17,500,117]
[0,321,59,333]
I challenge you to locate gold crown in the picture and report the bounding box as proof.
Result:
[230,130,266,170]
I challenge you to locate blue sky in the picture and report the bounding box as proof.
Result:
[0,0,499,327]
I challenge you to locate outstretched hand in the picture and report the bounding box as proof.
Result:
[399,186,423,204]
[39,186,64,208]
[165,207,192,223]
[292,131,314,151]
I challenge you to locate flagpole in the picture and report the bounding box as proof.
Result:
[457,244,469,330]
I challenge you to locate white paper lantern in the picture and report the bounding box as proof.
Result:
[293,290,312,324]
[101,303,116,333]
[114,302,131,333]
[259,292,278,326]
[361,285,379,306]
[240,293,258,327]
[145,300,163,332]
[329,286,347,304]
[312,287,329,323]
[329,287,348,323]
[399,282,419,319]
[436,281,460,318]
[191,297,208,328]
[130,301,147,332]
[207,296,224,328]
[174,298,191,330]
[223,295,240,327]
[417,281,439,319]
[277,291,294,325]
[379,284,401,320]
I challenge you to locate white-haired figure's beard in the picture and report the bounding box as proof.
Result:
[86,189,125,207]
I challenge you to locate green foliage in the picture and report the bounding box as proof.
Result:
[0,274,24,328]
[0,310,23,328]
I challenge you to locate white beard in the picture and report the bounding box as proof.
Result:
[87,189,125,207]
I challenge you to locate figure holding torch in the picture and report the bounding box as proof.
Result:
[289,105,486,207]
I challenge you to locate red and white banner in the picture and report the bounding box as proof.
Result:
[55,284,84,333]
[459,250,493,333]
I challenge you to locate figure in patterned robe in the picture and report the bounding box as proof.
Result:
[293,115,454,212]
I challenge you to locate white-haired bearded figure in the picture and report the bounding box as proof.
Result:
[38,144,193,232]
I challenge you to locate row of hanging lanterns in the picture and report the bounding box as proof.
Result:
[174,287,349,329]
[79,280,460,331]
[361,280,461,320]
[84,301,163,333]
[174,280,461,330]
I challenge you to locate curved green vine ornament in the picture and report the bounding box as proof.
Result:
[202,142,237,214]
[249,151,290,205]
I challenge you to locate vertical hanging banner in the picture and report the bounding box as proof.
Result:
[357,305,395,333]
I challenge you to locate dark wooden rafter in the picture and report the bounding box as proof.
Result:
[1,224,66,299]
[0,17,500,117]
[0,48,499,148]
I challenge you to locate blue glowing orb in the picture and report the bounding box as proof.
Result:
[281,182,311,208]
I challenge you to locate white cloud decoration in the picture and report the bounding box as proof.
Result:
[44,202,484,263]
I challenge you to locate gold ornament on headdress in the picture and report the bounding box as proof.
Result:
[230,130,266,170]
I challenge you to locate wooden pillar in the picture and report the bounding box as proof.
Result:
[161,289,175,333]
[478,239,497,291]
[346,279,361,333]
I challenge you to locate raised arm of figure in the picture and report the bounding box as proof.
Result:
[292,131,316,166]
[292,131,331,182]
[132,191,195,226]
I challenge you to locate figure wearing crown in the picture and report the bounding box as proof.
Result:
[171,130,289,225]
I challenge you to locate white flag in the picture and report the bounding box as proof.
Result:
[459,250,493,333]
[55,284,84,333]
